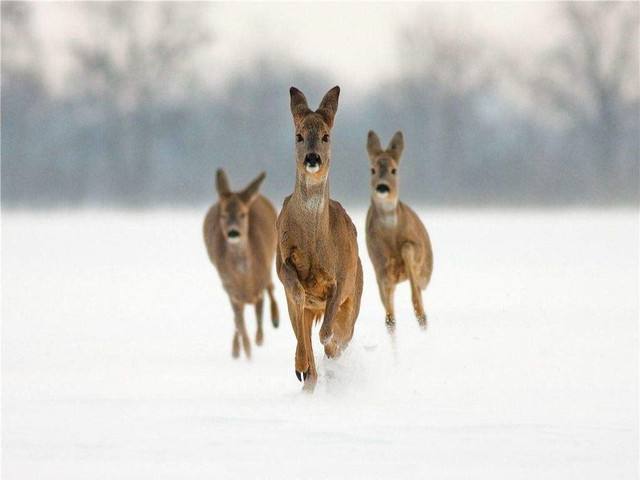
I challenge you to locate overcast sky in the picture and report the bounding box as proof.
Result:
[32,2,557,98]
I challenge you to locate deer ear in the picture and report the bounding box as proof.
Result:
[290,87,310,125]
[239,171,266,204]
[367,130,383,161]
[317,85,340,128]
[216,169,231,196]
[387,131,404,161]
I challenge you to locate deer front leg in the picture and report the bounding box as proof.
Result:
[231,301,252,358]
[319,282,340,346]
[377,275,397,334]
[324,299,353,358]
[277,255,307,381]
[254,294,264,346]
[401,242,427,329]
[301,309,318,392]
[285,294,309,381]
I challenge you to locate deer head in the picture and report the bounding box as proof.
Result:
[215,169,266,244]
[367,130,404,207]
[289,86,340,184]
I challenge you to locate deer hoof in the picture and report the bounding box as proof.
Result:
[385,315,396,332]
[296,369,309,382]
[302,374,317,393]
[417,314,427,329]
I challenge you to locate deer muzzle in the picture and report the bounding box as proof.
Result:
[303,153,322,173]
[375,183,391,198]
[227,228,241,243]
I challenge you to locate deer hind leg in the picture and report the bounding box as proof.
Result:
[232,332,240,359]
[232,302,252,358]
[254,294,264,346]
[401,242,427,329]
[377,276,397,335]
[267,283,279,328]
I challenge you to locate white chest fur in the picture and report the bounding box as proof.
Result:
[304,193,325,212]
[376,201,398,228]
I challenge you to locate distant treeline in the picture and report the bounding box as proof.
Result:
[2,2,638,208]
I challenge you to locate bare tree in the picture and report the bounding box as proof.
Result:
[70,2,213,202]
[1,2,50,203]
[397,14,497,194]
[2,2,38,67]
[3,3,637,207]
[529,2,639,189]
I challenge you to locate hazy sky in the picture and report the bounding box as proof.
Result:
[32,2,557,97]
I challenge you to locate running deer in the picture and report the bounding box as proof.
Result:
[276,86,363,391]
[203,169,279,359]
[365,130,433,333]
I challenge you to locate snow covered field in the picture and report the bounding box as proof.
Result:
[2,208,638,479]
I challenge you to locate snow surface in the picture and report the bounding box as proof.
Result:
[2,209,638,479]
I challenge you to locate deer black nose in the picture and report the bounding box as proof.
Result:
[304,153,321,167]
[376,184,390,194]
[227,229,240,238]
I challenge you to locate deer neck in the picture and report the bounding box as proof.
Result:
[372,196,399,228]
[292,171,330,238]
[225,239,250,273]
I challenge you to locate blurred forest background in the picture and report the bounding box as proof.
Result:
[2,1,638,208]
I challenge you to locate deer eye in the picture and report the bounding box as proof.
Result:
[370,168,375,175]
[296,133,303,143]
[391,168,397,175]
[322,134,330,143]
